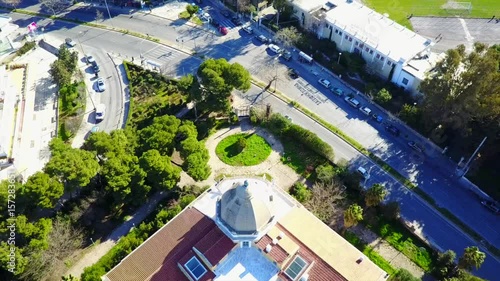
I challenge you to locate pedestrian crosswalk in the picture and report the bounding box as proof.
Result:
[217,18,237,29]
[141,45,181,66]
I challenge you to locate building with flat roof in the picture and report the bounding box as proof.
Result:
[0,16,19,58]
[288,0,438,94]
[103,177,388,281]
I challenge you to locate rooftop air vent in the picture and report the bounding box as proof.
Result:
[265,244,272,253]
[299,274,310,281]
[278,232,285,239]
[356,257,364,264]
[272,238,278,245]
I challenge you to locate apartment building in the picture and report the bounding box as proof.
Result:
[288,0,440,94]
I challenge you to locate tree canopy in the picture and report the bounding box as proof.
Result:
[196,58,251,112]
[420,43,499,159]
[21,172,64,210]
[458,246,486,271]
[44,139,99,194]
[365,183,388,207]
[275,27,301,48]
[343,204,363,229]
[139,115,181,155]
[139,149,181,192]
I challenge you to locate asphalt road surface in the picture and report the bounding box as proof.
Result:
[3,2,499,279]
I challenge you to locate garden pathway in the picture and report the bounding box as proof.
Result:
[350,224,427,279]
[179,121,300,191]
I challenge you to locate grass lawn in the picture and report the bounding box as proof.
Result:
[364,0,499,28]
[216,133,272,166]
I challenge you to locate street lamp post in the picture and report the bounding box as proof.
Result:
[77,31,87,64]
[274,57,279,93]
[337,52,342,64]
[103,0,113,23]
[364,166,373,187]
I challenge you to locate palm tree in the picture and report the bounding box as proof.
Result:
[458,246,486,271]
[365,183,388,207]
[343,204,363,232]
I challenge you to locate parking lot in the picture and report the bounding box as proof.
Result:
[411,16,500,53]
[294,78,327,105]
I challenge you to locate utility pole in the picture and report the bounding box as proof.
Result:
[458,136,487,177]
[103,0,113,26]
[273,57,279,92]
[77,31,87,64]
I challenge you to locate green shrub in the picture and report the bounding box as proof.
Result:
[390,268,420,281]
[186,4,199,15]
[289,182,311,203]
[343,231,396,275]
[16,41,36,56]
[374,88,393,104]
[179,11,191,19]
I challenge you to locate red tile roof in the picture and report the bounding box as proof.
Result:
[256,235,289,265]
[194,226,235,266]
[105,208,229,281]
[276,224,347,281]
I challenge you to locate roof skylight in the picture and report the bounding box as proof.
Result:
[185,256,207,280]
[285,255,308,280]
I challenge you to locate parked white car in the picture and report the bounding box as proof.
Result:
[318,78,331,88]
[86,55,95,64]
[345,96,361,108]
[96,78,106,92]
[357,166,370,179]
[268,44,281,54]
[360,106,372,116]
[242,25,253,34]
[95,104,106,122]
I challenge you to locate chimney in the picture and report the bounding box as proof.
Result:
[265,244,272,253]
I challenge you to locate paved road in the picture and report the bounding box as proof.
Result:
[238,84,499,279]
[3,2,500,279]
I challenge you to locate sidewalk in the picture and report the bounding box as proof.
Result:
[65,190,169,278]
[5,46,59,181]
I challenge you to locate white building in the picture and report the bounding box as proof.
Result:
[289,0,440,94]
[0,16,19,58]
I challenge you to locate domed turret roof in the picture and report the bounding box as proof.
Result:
[220,180,273,234]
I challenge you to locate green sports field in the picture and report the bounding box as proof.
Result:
[363,0,500,28]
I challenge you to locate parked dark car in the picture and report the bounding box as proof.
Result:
[256,35,270,43]
[385,125,400,136]
[93,64,100,73]
[210,18,220,27]
[231,16,242,26]
[407,141,423,153]
[481,200,500,214]
[371,113,383,123]
[281,50,292,61]
[288,68,299,79]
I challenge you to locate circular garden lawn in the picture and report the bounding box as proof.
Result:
[215,133,272,166]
